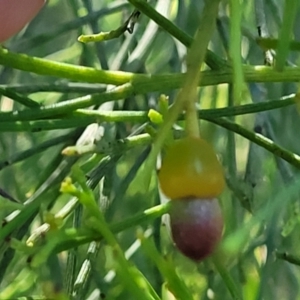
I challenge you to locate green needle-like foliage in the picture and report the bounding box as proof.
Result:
[1,1,300,299]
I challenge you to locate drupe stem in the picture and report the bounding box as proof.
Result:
[184,99,200,138]
[183,0,221,138]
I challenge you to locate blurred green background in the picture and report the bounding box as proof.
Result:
[1,0,300,299]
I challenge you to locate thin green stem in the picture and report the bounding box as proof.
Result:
[139,0,226,190]
[27,155,116,247]
[183,0,221,138]
[1,47,300,89]
[0,119,91,132]
[65,168,159,300]
[275,0,299,70]
[0,83,106,94]
[276,251,300,266]
[212,256,242,300]
[256,38,300,52]
[0,47,135,85]
[139,231,194,300]
[206,117,300,169]
[53,202,171,253]
[0,132,76,170]
[0,159,77,244]
[0,94,295,131]
[229,0,244,102]
[78,8,139,43]
[127,0,227,70]
[0,88,39,108]
[65,202,82,296]
[72,241,100,299]
[81,0,109,70]
[62,133,152,156]
[0,83,134,122]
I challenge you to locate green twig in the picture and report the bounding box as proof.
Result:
[139,0,224,190]
[0,87,39,108]
[184,0,221,138]
[256,38,300,51]
[72,241,100,299]
[1,47,300,89]
[127,0,227,70]
[26,155,118,247]
[0,159,78,244]
[63,167,159,300]
[212,256,242,300]
[52,202,171,253]
[275,0,300,70]
[0,47,135,85]
[139,231,194,300]
[206,117,300,169]
[276,251,300,266]
[62,133,151,156]
[0,132,76,170]
[229,0,244,103]
[78,9,140,43]
[0,94,295,132]
[0,83,106,94]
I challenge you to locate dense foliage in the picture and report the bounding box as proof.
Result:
[1,0,300,299]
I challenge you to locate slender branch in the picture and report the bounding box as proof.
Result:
[127,0,227,70]
[62,133,152,156]
[53,202,171,253]
[0,83,135,122]
[229,0,244,102]
[0,83,106,94]
[0,88,39,108]
[276,251,300,266]
[206,117,300,169]
[0,132,76,170]
[0,94,295,131]
[78,9,140,43]
[2,48,300,88]
[0,47,135,85]
[183,0,222,138]
[212,256,242,300]
[275,0,299,70]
